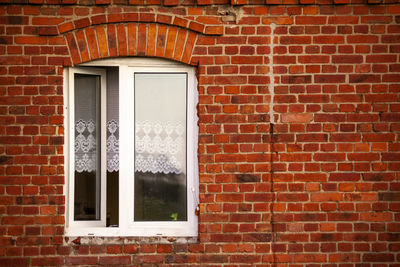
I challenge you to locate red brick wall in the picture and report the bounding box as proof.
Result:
[1,1,400,266]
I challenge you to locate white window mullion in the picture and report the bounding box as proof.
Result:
[186,68,199,237]
[66,68,74,229]
[118,65,135,232]
[100,72,107,229]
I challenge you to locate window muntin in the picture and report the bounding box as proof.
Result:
[65,59,198,237]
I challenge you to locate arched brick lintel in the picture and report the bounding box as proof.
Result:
[65,23,200,66]
[56,14,223,37]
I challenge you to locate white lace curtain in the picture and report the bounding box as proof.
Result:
[74,74,99,173]
[74,70,119,173]
[135,121,184,174]
[134,73,186,175]
[106,70,119,172]
[74,71,186,175]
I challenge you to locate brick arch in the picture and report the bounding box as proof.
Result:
[57,13,223,37]
[64,23,201,66]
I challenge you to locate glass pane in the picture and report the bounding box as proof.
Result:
[74,74,101,221]
[134,73,187,221]
[106,67,119,226]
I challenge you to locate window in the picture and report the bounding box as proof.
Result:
[65,58,198,237]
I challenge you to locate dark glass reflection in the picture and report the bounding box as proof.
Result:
[134,172,187,221]
[74,172,97,220]
[107,171,119,226]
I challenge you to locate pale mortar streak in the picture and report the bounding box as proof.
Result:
[268,23,276,124]
[268,23,277,265]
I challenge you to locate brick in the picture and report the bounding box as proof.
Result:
[38,26,58,36]
[205,26,224,35]
[164,27,177,59]
[263,17,294,25]
[281,113,313,123]
[315,75,346,83]
[127,23,137,56]
[182,31,197,64]
[107,25,118,57]
[383,74,400,82]
[189,21,204,33]
[138,13,154,22]
[156,14,172,24]
[349,74,381,83]
[328,16,358,24]
[85,28,99,61]
[172,17,187,28]
[311,193,342,202]
[66,257,98,265]
[75,30,90,63]
[124,244,138,253]
[131,23,144,55]
[99,256,130,265]
[74,18,90,30]
[232,56,263,64]
[92,27,108,59]
[332,55,363,63]
[314,153,345,161]
[363,253,395,262]
[314,35,344,44]
[173,29,187,61]
[348,35,379,43]
[361,213,393,222]
[14,36,47,45]
[116,24,128,57]
[91,15,106,25]
[280,36,311,44]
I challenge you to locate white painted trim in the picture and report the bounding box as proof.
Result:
[118,65,135,232]
[100,70,107,228]
[63,68,70,229]
[80,57,185,68]
[127,66,198,237]
[66,67,107,230]
[65,59,198,237]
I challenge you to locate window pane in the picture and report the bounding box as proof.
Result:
[74,74,101,221]
[134,73,187,221]
[106,67,119,226]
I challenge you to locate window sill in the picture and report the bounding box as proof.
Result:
[66,221,197,238]
[64,235,199,245]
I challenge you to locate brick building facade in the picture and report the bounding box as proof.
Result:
[0,0,400,265]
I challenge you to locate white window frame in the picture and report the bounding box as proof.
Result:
[64,58,199,237]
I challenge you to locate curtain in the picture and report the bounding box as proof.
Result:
[74,70,120,173]
[134,73,187,176]
[74,74,99,173]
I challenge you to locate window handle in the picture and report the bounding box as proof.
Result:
[191,187,200,216]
